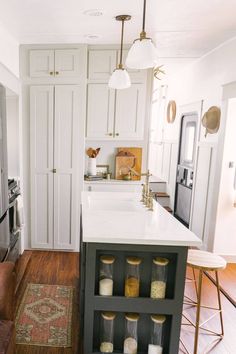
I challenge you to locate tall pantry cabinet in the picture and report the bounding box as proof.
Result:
[25,47,87,250]
[30,85,80,249]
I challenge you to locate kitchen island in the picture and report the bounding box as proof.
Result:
[80,192,201,354]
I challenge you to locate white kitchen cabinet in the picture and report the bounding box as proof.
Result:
[30,49,80,78]
[86,84,115,139]
[88,50,117,80]
[30,85,80,250]
[115,84,145,139]
[86,83,145,140]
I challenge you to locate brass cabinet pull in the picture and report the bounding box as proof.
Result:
[52,168,56,173]
[49,71,54,75]
[55,71,59,75]
[115,133,119,136]
[105,133,113,136]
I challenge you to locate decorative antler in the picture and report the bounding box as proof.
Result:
[153,65,165,80]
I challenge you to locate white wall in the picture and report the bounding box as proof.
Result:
[6,96,20,177]
[0,23,19,78]
[154,36,236,256]
[213,97,236,259]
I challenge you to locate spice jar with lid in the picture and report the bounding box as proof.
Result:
[123,313,139,354]
[99,255,115,296]
[150,257,169,299]
[100,312,116,353]
[125,257,142,298]
[148,315,166,354]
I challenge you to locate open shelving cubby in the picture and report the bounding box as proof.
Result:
[80,242,188,354]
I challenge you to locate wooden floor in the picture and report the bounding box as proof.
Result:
[15,251,80,354]
[15,251,236,354]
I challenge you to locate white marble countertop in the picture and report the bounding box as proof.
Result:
[81,192,202,247]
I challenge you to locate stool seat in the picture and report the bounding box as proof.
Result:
[187,250,226,271]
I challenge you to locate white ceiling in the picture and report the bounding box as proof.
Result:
[0,0,236,65]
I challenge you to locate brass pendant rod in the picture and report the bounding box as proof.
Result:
[119,19,125,67]
[142,0,147,33]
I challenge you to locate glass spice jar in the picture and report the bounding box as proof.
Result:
[148,315,166,354]
[100,312,116,353]
[150,257,169,299]
[123,313,139,354]
[99,255,115,296]
[125,257,142,298]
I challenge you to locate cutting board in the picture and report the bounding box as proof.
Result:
[116,147,142,180]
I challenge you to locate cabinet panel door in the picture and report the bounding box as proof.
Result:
[115,84,145,139]
[190,146,212,240]
[86,84,115,139]
[55,49,80,77]
[53,85,80,249]
[30,86,54,248]
[30,50,54,78]
[88,50,117,80]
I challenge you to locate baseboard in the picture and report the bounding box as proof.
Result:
[219,254,236,263]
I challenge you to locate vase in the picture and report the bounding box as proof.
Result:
[87,157,96,176]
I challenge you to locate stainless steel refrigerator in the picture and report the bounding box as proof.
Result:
[0,84,9,261]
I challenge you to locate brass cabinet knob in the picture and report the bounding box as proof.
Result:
[52,168,56,173]
[55,71,59,75]
[115,133,119,136]
[49,71,54,75]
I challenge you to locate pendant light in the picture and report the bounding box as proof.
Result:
[108,15,131,90]
[126,0,158,69]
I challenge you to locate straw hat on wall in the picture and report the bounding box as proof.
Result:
[201,106,221,137]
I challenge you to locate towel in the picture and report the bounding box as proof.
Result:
[16,195,24,228]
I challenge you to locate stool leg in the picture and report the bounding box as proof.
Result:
[215,271,224,336]
[194,269,203,354]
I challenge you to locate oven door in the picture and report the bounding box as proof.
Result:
[175,184,192,226]
[0,211,10,261]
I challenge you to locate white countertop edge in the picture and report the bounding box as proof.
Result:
[82,237,201,247]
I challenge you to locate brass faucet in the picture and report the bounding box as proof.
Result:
[129,168,153,210]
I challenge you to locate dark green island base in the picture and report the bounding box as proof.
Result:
[79,241,188,354]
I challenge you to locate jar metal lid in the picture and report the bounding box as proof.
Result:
[125,313,139,321]
[126,257,142,265]
[151,315,166,324]
[100,255,115,264]
[101,312,116,320]
[153,257,169,266]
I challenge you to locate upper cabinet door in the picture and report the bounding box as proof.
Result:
[30,86,54,249]
[54,49,80,77]
[86,84,115,139]
[30,50,54,78]
[53,85,80,250]
[114,84,145,140]
[88,50,117,80]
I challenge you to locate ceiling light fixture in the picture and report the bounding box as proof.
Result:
[126,0,158,69]
[83,9,103,17]
[108,15,131,90]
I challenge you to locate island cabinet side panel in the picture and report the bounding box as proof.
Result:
[82,242,188,354]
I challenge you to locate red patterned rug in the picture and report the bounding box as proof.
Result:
[16,283,73,347]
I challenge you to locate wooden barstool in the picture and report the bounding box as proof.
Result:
[181,249,227,354]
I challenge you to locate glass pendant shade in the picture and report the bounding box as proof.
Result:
[108,68,131,89]
[126,37,158,69]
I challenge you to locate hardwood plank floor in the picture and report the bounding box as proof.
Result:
[180,267,236,354]
[15,251,236,354]
[15,251,80,354]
